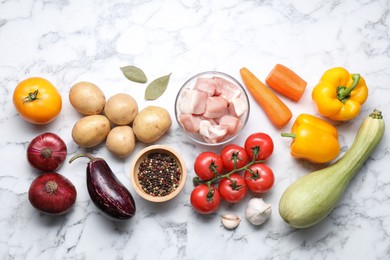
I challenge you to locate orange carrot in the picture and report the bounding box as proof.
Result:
[240,67,292,128]
[265,64,307,102]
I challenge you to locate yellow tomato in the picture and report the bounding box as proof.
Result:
[13,77,62,124]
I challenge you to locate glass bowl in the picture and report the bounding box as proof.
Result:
[175,71,250,146]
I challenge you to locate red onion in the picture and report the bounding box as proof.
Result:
[27,132,67,172]
[28,172,77,215]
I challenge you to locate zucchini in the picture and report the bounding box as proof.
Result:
[279,110,385,228]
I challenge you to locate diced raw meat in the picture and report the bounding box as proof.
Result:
[214,77,241,102]
[218,115,240,135]
[203,96,228,119]
[200,116,217,125]
[179,89,208,115]
[199,120,212,138]
[194,77,217,97]
[178,114,202,133]
[205,125,228,143]
[199,120,228,144]
[229,97,248,117]
[178,75,248,144]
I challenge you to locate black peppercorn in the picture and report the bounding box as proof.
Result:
[137,152,181,197]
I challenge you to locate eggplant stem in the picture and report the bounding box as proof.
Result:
[68,153,95,164]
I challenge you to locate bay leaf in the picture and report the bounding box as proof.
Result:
[145,73,171,100]
[120,65,148,83]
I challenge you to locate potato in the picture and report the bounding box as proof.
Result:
[133,106,172,143]
[104,93,138,125]
[72,115,111,147]
[69,81,106,115]
[106,126,136,158]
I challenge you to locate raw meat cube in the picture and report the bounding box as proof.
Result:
[214,77,241,102]
[203,96,228,119]
[194,77,217,97]
[229,97,248,117]
[199,120,213,138]
[178,114,202,133]
[218,115,240,135]
[199,119,228,144]
[205,125,228,143]
[179,89,208,115]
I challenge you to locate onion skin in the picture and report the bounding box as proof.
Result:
[28,172,77,215]
[69,154,136,220]
[27,132,67,172]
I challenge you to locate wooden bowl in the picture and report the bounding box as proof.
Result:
[130,145,187,202]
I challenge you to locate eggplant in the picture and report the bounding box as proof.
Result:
[69,154,136,220]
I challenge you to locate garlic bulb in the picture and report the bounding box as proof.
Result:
[221,214,241,230]
[245,198,272,225]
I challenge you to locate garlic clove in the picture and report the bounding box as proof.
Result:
[245,198,272,226]
[221,214,241,230]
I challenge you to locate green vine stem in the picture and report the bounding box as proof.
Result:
[193,146,264,192]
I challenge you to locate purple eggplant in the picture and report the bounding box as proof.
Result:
[69,154,136,220]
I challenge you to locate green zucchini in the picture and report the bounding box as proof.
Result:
[279,110,385,228]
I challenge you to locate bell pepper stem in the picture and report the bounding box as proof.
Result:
[337,73,361,103]
[281,133,296,138]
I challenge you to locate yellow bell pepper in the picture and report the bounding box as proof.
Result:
[312,67,368,121]
[282,114,340,163]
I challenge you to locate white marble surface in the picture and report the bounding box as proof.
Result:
[1,0,389,259]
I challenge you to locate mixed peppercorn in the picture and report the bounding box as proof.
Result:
[137,152,181,197]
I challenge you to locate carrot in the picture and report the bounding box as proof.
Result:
[240,67,292,128]
[265,64,307,102]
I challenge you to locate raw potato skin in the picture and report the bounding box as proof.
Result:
[133,106,172,143]
[104,93,138,125]
[72,115,111,148]
[69,82,106,115]
[106,126,136,158]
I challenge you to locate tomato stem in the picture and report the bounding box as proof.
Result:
[229,179,245,190]
[251,146,260,159]
[209,161,222,177]
[206,182,216,201]
[193,176,201,186]
[22,90,41,104]
[230,151,241,170]
[246,168,259,180]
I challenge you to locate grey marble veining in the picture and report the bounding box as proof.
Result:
[1,0,389,259]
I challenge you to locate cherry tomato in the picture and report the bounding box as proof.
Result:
[244,133,274,161]
[13,77,62,124]
[220,144,249,172]
[218,173,247,203]
[244,163,274,193]
[194,152,223,181]
[190,184,220,214]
